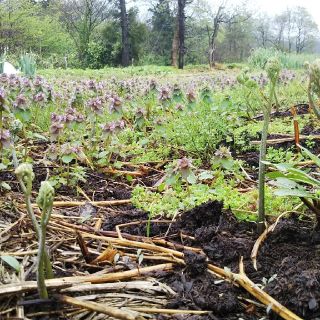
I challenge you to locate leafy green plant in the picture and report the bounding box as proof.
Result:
[267,145,320,225]
[266,147,302,164]
[20,53,36,77]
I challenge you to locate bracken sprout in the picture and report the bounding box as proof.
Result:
[15,164,54,298]
[306,59,320,120]
[257,57,281,234]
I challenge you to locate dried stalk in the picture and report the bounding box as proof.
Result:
[101,168,146,177]
[0,263,174,296]
[130,307,210,315]
[24,199,131,208]
[251,204,304,270]
[251,134,320,145]
[208,259,303,320]
[57,295,144,320]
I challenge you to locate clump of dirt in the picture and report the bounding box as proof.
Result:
[101,200,320,318]
[138,200,320,319]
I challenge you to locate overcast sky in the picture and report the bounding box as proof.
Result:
[133,0,320,27]
[244,0,320,26]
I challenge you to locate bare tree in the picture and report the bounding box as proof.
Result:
[61,0,110,66]
[255,15,271,48]
[119,0,130,66]
[171,15,179,67]
[177,0,186,69]
[285,8,294,53]
[293,7,318,53]
[207,3,249,68]
[170,0,192,69]
[271,12,288,50]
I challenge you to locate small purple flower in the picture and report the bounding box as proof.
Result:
[150,79,157,90]
[47,144,58,161]
[21,77,32,88]
[101,120,125,136]
[159,88,170,102]
[33,77,43,87]
[50,122,64,139]
[0,74,8,84]
[0,87,5,106]
[87,97,103,114]
[96,82,104,91]
[214,146,232,159]
[33,92,47,103]
[101,122,115,136]
[109,95,122,113]
[135,108,146,119]
[64,107,77,124]
[13,94,28,110]
[175,104,184,111]
[177,157,192,170]
[0,130,11,148]
[9,78,19,89]
[60,143,73,155]
[51,113,65,123]
[75,113,85,123]
[177,157,193,179]
[87,80,96,90]
[65,113,75,123]
[186,91,196,103]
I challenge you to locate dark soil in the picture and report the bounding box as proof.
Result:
[103,201,320,320]
[254,103,310,120]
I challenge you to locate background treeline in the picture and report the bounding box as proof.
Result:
[0,0,319,69]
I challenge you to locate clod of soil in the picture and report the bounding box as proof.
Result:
[109,200,320,319]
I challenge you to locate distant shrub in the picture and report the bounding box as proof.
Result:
[20,53,36,77]
[0,54,4,73]
[248,48,319,69]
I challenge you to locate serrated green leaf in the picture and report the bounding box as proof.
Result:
[14,109,31,122]
[273,177,298,189]
[274,188,312,198]
[187,172,197,184]
[299,145,320,168]
[126,175,133,182]
[33,133,47,141]
[0,182,11,190]
[198,171,214,180]
[221,159,234,170]
[266,171,287,179]
[287,168,320,187]
[272,163,294,171]
[113,161,123,169]
[0,255,20,272]
[61,154,74,164]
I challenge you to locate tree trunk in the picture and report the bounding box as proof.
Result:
[119,0,130,67]
[171,16,179,67]
[178,0,185,69]
[208,6,222,69]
